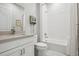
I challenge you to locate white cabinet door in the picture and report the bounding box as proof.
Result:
[21,43,34,56]
[9,49,22,56]
[0,43,34,56]
[0,48,22,56]
[0,42,35,56]
[24,45,34,56]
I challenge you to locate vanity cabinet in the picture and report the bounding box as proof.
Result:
[0,36,37,56]
[0,43,34,56]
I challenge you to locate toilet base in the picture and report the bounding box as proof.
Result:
[38,50,47,56]
[38,50,66,56]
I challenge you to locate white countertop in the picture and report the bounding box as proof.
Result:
[0,34,34,44]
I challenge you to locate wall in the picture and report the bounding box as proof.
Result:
[40,3,78,55]
[47,3,78,55]
[18,3,37,35]
[0,3,37,35]
[36,3,41,42]
[43,4,70,41]
[25,3,37,35]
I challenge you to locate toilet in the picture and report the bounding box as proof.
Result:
[35,42,66,56]
[35,42,47,56]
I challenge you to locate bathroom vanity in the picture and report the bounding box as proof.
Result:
[0,3,37,56]
[0,34,37,56]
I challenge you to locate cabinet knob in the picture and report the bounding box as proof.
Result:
[20,49,23,55]
[23,48,25,55]
[20,48,25,55]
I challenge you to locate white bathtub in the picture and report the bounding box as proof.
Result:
[42,38,68,55]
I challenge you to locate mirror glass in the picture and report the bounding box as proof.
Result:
[0,3,24,34]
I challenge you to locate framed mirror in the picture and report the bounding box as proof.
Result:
[0,3,25,34]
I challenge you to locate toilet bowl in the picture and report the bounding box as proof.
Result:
[35,42,66,56]
[35,42,47,56]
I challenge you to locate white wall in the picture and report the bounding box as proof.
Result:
[0,3,37,35]
[40,3,78,55]
[47,3,71,40]
[19,3,78,56]
[47,4,78,55]
[18,3,37,35]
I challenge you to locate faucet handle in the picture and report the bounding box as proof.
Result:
[11,27,15,34]
[44,33,48,38]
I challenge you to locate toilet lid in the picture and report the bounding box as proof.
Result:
[35,42,47,47]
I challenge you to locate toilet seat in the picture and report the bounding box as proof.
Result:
[35,42,47,47]
[35,42,47,50]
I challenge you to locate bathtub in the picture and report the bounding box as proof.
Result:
[42,38,68,55]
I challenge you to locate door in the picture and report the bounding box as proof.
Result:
[9,49,22,56]
[23,43,34,56]
[0,48,22,56]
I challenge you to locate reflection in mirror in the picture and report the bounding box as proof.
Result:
[0,3,24,35]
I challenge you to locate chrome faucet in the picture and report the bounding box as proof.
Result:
[11,27,15,34]
[44,33,48,38]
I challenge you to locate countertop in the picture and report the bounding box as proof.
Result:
[0,34,34,44]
